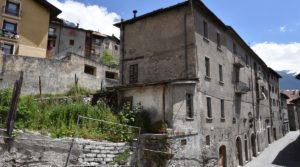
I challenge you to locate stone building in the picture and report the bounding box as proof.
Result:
[284,90,300,131]
[0,52,118,94]
[0,0,61,57]
[280,92,290,135]
[114,0,284,166]
[47,18,120,62]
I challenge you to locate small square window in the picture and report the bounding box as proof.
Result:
[105,71,118,79]
[5,1,20,17]
[115,45,118,50]
[2,43,14,54]
[69,40,75,46]
[84,64,96,76]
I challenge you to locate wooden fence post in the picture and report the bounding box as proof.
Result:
[6,71,23,137]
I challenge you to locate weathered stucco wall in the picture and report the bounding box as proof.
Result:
[0,53,118,94]
[121,5,196,85]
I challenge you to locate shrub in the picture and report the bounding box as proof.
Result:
[99,50,118,68]
[66,84,91,97]
[0,88,12,127]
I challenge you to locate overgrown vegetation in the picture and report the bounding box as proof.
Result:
[0,88,142,142]
[99,50,118,68]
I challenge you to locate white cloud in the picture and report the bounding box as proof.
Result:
[279,26,286,32]
[47,0,121,37]
[251,42,300,74]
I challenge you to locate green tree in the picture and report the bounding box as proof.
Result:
[100,50,118,67]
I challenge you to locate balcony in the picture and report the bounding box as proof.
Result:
[256,71,263,80]
[0,29,19,41]
[235,81,250,94]
[233,55,245,68]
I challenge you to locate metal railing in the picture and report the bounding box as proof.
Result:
[0,29,19,40]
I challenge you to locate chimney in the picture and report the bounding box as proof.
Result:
[133,10,137,18]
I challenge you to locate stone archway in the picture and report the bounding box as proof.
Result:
[218,145,227,167]
[251,133,257,157]
[244,135,249,161]
[267,128,271,144]
[236,137,243,166]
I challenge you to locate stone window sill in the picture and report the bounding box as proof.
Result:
[203,37,209,43]
[186,117,194,121]
[205,76,211,81]
[219,81,224,86]
[221,118,225,122]
[206,117,213,123]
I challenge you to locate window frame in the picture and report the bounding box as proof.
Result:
[69,39,75,46]
[2,43,14,54]
[5,0,20,17]
[186,93,194,119]
[203,20,208,39]
[207,97,212,118]
[129,64,138,83]
[3,20,17,33]
[205,57,210,77]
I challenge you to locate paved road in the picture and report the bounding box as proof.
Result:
[245,131,300,167]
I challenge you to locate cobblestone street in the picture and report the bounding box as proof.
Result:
[245,131,300,167]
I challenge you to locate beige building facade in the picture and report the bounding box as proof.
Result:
[0,0,60,58]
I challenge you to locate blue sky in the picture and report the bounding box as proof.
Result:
[66,0,300,44]
[48,0,300,73]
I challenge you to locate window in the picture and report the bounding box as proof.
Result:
[233,43,237,54]
[203,21,208,39]
[221,99,225,119]
[2,43,14,54]
[219,64,223,82]
[48,27,56,36]
[69,40,75,46]
[3,20,17,33]
[186,93,194,118]
[207,97,212,118]
[105,71,118,79]
[115,45,118,50]
[217,32,221,48]
[94,39,101,46]
[206,135,210,145]
[129,64,138,83]
[5,1,20,16]
[205,57,210,77]
[84,64,96,76]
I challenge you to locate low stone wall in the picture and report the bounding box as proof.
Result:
[0,130,131,166]
[77,139,128,166]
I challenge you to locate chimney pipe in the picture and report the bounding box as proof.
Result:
[133,10,137,18]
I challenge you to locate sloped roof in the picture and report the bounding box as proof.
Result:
[35,0,61,17]
[283,90,300,104]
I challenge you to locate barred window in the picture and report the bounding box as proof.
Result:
[129,64,138,83]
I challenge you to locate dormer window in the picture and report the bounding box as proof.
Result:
[5,1,20,17]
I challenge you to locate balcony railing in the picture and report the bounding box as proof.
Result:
[233,55,245,68]
[256,71,263,80]
[0,29,19,40]
[235,81,250,94]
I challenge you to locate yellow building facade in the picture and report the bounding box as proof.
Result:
[0,0,60,58]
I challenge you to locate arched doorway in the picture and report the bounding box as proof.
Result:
[257,133,261,152]
[244,135,249,161]
[273,128,277,140]
[251,134,257,157]
[236,137,243,166]
[267,128,271,144]
[218,145,227,167]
